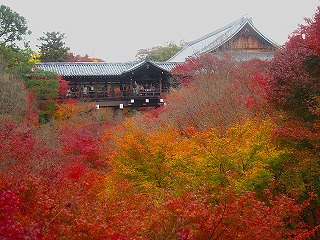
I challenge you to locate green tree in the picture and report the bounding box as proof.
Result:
[0,45,32,73]
[0,5,31,48]
[37,31,70,62]
[25,69,60,123]
[135,41,184,62]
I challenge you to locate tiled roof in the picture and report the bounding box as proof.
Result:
[121,61,181,75]
[35,62,134,76]
[154,62,181,72]
[35,61,180,77]
[168,15,280,62]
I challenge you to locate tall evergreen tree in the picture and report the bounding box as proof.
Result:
[37,31,70,62]
[0,4,31,48]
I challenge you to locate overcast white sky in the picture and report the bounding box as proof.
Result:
[1,0,319,62]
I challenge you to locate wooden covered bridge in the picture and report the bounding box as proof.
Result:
[36,61,179,108]
[35,16,279,108]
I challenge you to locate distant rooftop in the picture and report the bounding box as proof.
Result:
[168,15,280,62]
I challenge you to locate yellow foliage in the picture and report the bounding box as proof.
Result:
[28,52,41,63]
[54,100,84,121]
[110,124,198,192]
[110,117,283,194]
[54,101,98,123]
[191,118,283,191]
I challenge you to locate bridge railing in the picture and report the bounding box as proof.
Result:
[66,89,167,101]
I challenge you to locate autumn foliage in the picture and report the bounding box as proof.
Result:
[160,54,269,131]
[268,7,320,122]
[1,6,320,240]
[66,52,105,62]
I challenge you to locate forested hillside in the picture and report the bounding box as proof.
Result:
[1,6,320,240]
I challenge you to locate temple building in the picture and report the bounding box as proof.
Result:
[35,16,280,108]
[169,15,280,62]
[36,61,179,107]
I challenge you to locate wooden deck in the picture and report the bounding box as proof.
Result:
[67,89,166,108]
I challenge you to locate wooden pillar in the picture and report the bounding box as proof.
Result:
[105,80,108,98]
[159,74,162,94]
[78,81,82,98]
[94,80,97,98]
[130,77,133,97]
[110,81,115,98]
